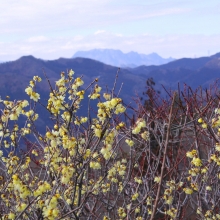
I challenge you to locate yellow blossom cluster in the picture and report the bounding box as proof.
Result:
[100,130,117,159]
[146,196,152,206]
[3,69,218,220]
[96,97,125,123]
[125,139,134,147]
[132,118,146,134]
[211,108,220,128]
[2,154,20,174]
[25,76,41,102]
[134,177,142,184]
[33,181,51,196]
[0,70,134,219]
[61,165,75,184]
[89,84,101,99]
[186,149,197,158]
[47,92,66,115]
[118,207,127,218]
[198,117,207,129]
[216,143,220,151]
[43,194,60,219]
[116,122,125,130]
[203,210,220,220]
[47,72,85,117]
[163,180,183,205]
[0,99,29,124]
[210,153,220,166]
[188,167,200,176]
[131,192,139,201]
[165,208,177,219]
[191,157,202,167]
[90,160,101,169]
[107,160,127,182]
[186,149,203,178]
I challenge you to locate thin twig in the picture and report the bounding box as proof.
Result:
[150,92,176,220]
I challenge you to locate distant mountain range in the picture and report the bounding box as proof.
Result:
[73,49,175,68]
[0,53,220,133]
[130,52,220,89]
[0,56,146,133]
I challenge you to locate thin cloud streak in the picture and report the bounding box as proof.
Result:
[0,0,190,35]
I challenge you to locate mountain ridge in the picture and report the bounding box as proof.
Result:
[72,49,175,68]
[0,53,220,132]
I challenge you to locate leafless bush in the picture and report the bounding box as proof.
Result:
[0,70,220,220]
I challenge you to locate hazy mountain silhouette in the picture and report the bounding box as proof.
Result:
[73,49,175,68]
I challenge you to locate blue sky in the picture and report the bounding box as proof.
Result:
[0,0,220,61]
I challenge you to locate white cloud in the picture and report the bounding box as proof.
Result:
[1,32,220,61]
[27,36,49,43]
[94,30,106,35]
[0,0,219,61]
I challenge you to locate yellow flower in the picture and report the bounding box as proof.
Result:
[154,176,161,183]
[164,195,173,204]
[8,213,15,220]
[132,192,139,201]
[118,207,126,218]
[21,100,29,107]
[183,187,193,194]
[33,76,42,82]
[80,117,88,123]
[32,113,39,121]
[30,92,40,102]
[191,157,202,167]
[201,167,208,174]
[198,118,203,123]
[75,77,84,87]
[206,186,212,191]
[135,207,140,213]
[125,139,134,147]
[202,123,207,129]
[141,131,149,140]
[90,161,101,169]
[29,80,35,87]
[134,177,142,184]
[115,104,126,114]
[16,203,27,212]
[110,98,119,107]
[9,112,19,120]
[103,93,111,100]
[197,207,202,214]
[25,86,33,95]
[166,208,177,218]
[215,143,220,152]
[146,197,152,205]
[68,69,74,76]
[186,149,197,158]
